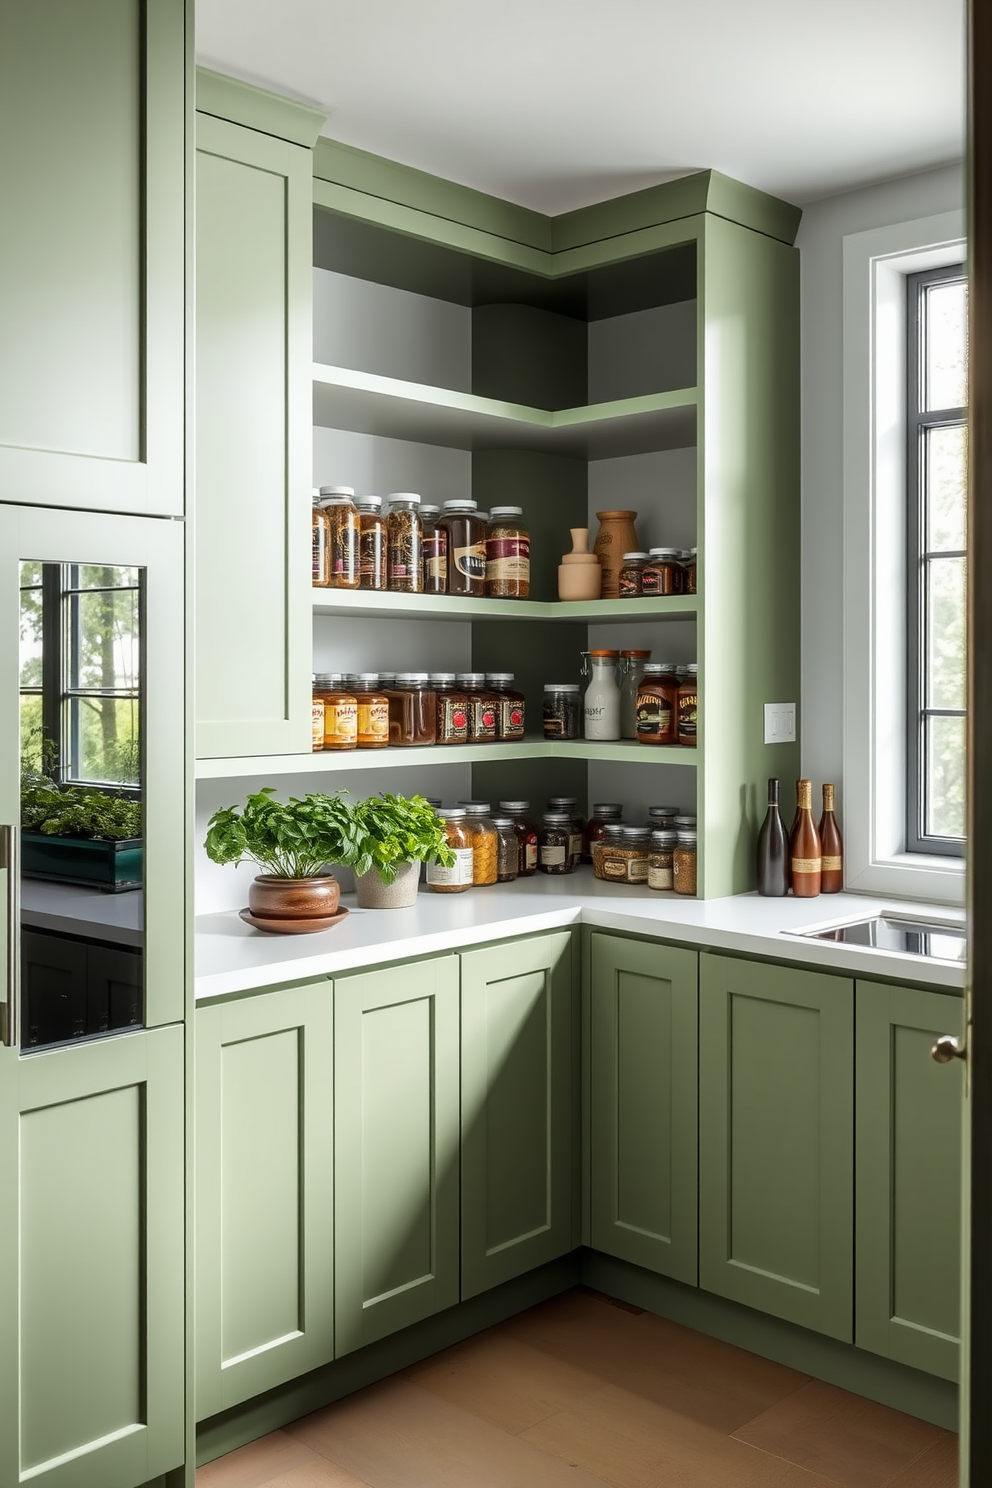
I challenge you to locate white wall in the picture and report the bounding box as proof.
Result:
[798,163,965,792]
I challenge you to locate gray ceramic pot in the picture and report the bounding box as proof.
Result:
[353,859,421,909]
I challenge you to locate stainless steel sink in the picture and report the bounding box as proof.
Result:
[794,912,967,963]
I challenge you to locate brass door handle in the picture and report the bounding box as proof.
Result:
[931,1034,967,1064]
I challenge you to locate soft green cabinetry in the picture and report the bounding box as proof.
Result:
[856,981,963,1382]
[699,953,854,1340]
[460,932,575,1298]
[588,933,698,1285]
[195,984,334,1420]
[334,956,460,1356]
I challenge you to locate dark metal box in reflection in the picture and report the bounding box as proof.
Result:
[21,833,143,892]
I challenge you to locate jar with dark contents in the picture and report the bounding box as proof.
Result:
[635,664,680,746]
[430,673,470,745]
[548,796,584,869]
[386,493,424,594]
[586,803,623,862]
[457,802,499,885]
[486,673,526,740]
[486,506,531,598]
[646,805,680,831]
[499,801,538,875]
[680,548,697,594]
[421,504,448,594]
[648,829,677,891]
[538,813,573,875]
[356,496,387,591]
[542,682,581,740]
[678,664,698,747]
[319,487,360,589]
[438,499,487,596]
[456,673,498,743]
[386,673,436,746]
[312,490,331,587]
[592,823,625,880]
[674,829,697,895]
[426,808,474,893]
[618,552,650,597]
[642,548,683,596]
[491,817,520,882]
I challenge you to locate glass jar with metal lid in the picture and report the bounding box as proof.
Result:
[311,673,325,750]
[592,823,625,880]
[430,673,470,745]
[312,489,331,587]
[486,673,526,740]
[678,663,698,747]
[438,499,487,596]
[543,682,581,740]
[585,802,623,862]
[648,829,677,891]
[456,802,499,885]
[538,812,574,875]
[642,547,683,596]
[635,663,679,746]
[619,649,651,738]
[490,817,520,882]
[356,496,387,591]
[354,673,389,748]
[601,825,650,884]
[618,552,651,597]
[386,673,436,746]
[680,547,697,594]
[548,796,584,868]
[486,507,530,598]
[645,805,680,830]
[319,487,360,590]
[674,829,698,895]
[386,493,424,594]
[456,672,498,743]
[420,504,447,595]
[499,801,538,875]
[426,809,474,893]
[315,673,358,750]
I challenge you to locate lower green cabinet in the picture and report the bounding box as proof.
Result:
[588,933,698,1284]
[856,981,964,1381]
[460,932,575,1299]
[699,953,854,1340]
[334,955,460,1356]
[195,984,334,1419]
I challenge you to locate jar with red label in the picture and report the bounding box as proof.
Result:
[486,507,530,598]
[586,802,623,861]
[498,801,538,876]
[316,673,358,750]
[456,672,498,743]
[438,499,487,596]
[421,505,448,594]
[642,547,683,596]
[430,673,470,745]
[354,673,389,748]
[486,673,526,740]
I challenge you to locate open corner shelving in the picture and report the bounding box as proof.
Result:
[311,588,699,625]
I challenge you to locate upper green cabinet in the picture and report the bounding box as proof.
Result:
[699,953,854,1341]
[856,982,964,1382]
[460,932,576,1299]
[194,97,315,760]
[0,1,186,515]
[588,933,698,1285]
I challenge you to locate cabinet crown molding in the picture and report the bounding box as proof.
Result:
[196,66,326,148]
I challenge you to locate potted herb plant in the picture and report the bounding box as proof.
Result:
[21,768,143,892]
[204,787,357,931]
[349,792,454,908]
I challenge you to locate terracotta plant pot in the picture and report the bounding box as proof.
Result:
[558,527,602,601]
[593,511,640,598]
[248,873,340,921]
[353,859,421,909]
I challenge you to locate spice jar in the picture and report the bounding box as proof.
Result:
[586,803,623,861]
[499,801,539,876]
[682,547,697,594]
[312,490,331,587]
[456,673,498,743]
[438,499,487,596]
[619,650,651,738]
[642,548,683,597]
[457,802,499,885]
[674,829,698,895]
[618,552,650,597]
[356,496,387,591]
[319,487,360,590]
[674,814,697,833]
[491,817,520,882]
[592,823,625,880]
[543,682,581,740]
[597,825,649,883]
[539,813,574,875]
[316,673,358,750]
[421,505,448,595]
[646,805,680,831]
[386,673,436,746]
[430,673,470,746]
[548,796,585,868]
[486,673,526,740]
[486,507,531,598]
[678,664,698,747]
[386,493,424,593]
[354,673,389,748]
[635,663,679,746]
[426,809,474,893]
[648,829,677,891]
[311,674,325,750]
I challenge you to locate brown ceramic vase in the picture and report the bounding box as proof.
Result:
[248,874,340,921]
[593,511,640,598]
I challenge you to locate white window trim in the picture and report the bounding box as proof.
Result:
[842,209,966,905]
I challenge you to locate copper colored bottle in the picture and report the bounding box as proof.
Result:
[818,783,844,894]
[790,779,822,897]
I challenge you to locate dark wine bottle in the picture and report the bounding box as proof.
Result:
[818,783,843,894]
[790,779,822,897]
[756,778,790,896]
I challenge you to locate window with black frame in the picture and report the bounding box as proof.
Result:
[906,263,968,855]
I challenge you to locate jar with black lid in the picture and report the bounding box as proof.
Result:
[490,817,520,882]
[430,673,470,745]
[543,682,580,740]
[548,796,584,869]
[618,552,650,597]
[538,813,573,875]
[386,493,423,594]
[592,823,625,880]
[486,673,526,740]
[642,548,683,597]
[438,499,487,596]
[498,801,538,876]
[648,829,677,891]
[421,504,448,594]
[456,672,498,743]
[486,507,531,598]
[586,803,623,861]
[678,663,698,747]
[319,487,360,590]
[356,496,387,591]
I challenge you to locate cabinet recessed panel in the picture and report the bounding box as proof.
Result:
[483,971,551,1250]
[616,969,674,1242]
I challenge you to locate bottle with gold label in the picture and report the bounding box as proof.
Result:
[790,779,822,897]
[818,783,844,893]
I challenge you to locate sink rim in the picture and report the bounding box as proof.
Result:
[784,907,967,963]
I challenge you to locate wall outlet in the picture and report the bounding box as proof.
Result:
[764,702,796,744]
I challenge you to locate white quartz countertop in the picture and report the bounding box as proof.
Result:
[195,870,966,1000]
[21,879,144,949]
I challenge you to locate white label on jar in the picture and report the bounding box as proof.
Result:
[648,863,673,891]
[569,833,582,862]
[541,844,566,866]
[525,841,538,871]
[453,542,487,580]
[629,858,648,883]
[312,702,324,747]
[427,848,473,885]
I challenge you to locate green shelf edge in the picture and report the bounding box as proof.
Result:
[311,590,699,624]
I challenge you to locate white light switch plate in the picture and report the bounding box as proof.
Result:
[764,703,796,744]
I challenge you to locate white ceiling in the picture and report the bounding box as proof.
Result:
[195,0,966,215]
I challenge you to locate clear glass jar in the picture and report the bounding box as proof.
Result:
[618,551,650,597]
[548,796,584,869]
[315,672,358,750]
[678,663,698,747]
[456,672,498,743]
[311,673,325,751]
[583,650,621,740]
[498,801,538,876]
[543,682,581,740]
[312,489,331,587]
[426,809,474,893]
[486,673,526,740]
[602,825,650,884]
[356,496,387,591]
[386,493,424,594]
[642,547,683,596]
[386,673,436,745]
[681,547,697,595]
[319,486,360,590]
[354,673,389,748]
[457,802,499,885]
[648,829,677,891]
[586,803,623,862]
[438,499,487,596]
[491,817,520,882]
[674,829,698,895]
[421,504,448,595]
[486,506,531,598]
[430,673,470,745]
[618,649,651,739]
[538,813,573,875]
[645,805,680,831]
[592,823,625,880]
[674,814,697,834]
[635,663,679,746]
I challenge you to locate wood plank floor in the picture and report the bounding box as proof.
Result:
[197,1289,958,1488]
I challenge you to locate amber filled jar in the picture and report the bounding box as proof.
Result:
[386,673,436,746]
[635,664,679,746]
[678,664,698,747]
[356,496,387,591]
[386,493,424,594]
[316,673,358,750]
[592,823,625,880]
[456,673,498,743]
[618,552,650,597]
[499,801,538,876]
[354,674,389,748]
[539,813,574,875]
[486,507,531,598]
[486,673,526,740]
[319,487,360,590]
[491,818,520,882]
[438,499,487,596]
[674,829,698,895]
[642,548,683,596]
[421,505,448,595]
[311,674,325,751]
[648,829,676,891]
[542,682,581,740]
[597,825,649,883]
[430,673,470,746]
[548,796,584,869]
[312,491,331,587]
[681,548,697,595]
[586,803,623,862]
[426,809,474,893]
[457,802,499,885]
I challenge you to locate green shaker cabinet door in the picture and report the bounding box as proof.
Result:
[460,932,575,1299]
[195,984,334,1420]
[195,112,312,760]
[0,1,185,515]
[334,956,460,1356]
[856,982,963,1381]
[0,1027,184,1488]
[699,953,854,1340]
[588,934,698,1284]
